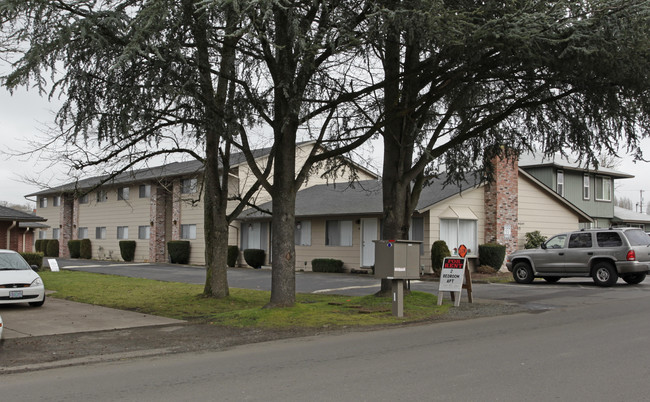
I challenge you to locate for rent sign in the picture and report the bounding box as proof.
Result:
[438,257,466,292]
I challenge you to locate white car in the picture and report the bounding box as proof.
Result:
[0,250,45,307]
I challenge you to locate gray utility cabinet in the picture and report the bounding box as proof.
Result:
[373,240,422,279]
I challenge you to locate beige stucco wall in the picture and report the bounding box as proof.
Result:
[34,195,61,240]
[77,184,151,261]
[294,217,364,271]
[517,174,582,250]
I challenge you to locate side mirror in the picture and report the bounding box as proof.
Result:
[31,265,39,271]
[541,243,547,250]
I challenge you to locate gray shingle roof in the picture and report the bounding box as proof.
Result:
[0,206,46,222]
[613,206,650,224]
[240,174,482,219]
[518,153,634,179]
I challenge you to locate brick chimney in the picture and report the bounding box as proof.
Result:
[484,152,519,255]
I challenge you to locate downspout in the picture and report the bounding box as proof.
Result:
[7,221,17,250]
[22,227,32,252]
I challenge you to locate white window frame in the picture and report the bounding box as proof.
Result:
[139,184,151,198]
[294,220,312,246]
[138,225,151,240]
[38,230,46,240]
[583,174,590,200]
[117,187,130,201]
[95,226,107,239]
[79,194,89,204]
[52,196,61,207]
[557,170,564,197]
[595,176,612,202]
[39,197,47,208]
[181,178,198,194]
[52,228,60,240]
[440,218,478,257]
[117,226,129,239]
[180,224,197,240]
[78,227,88,239]
[97,190,108,203]
[326,220,353,247]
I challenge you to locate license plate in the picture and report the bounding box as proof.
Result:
[9,290,23,299]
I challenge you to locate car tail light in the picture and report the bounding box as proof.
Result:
[627,250,636,261]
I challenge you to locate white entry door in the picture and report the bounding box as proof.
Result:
[361,218,378,267]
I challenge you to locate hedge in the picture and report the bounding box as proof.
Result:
[243,249,265,269]
[119,240,136,262]
[478,243,507,270]
[80,239,92,259]
[20,252,44,271]
[46,239,59,257]
[168,241,191,264]
[35,239,48,253]
[68,240,81,258]
[311,258,344,273]
[227,245,239,267]
[431,240,451,274]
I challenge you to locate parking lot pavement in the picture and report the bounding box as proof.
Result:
[0,296,183,339]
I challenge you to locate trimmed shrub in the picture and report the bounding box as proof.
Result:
[80,239,92,259]
[46,239,59,257]
[311,258,344,273]
[227,245,239,267]
[525,231,547,249]
[478,243,507,271]
[35,239,48,253]
[119,240,137,262]
[431,240,451,274]
[68,240,81,258]
[20,252,44,271]
[243,249,265,269]
[168,241,191,264]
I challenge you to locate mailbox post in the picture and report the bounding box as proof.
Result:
[373,240,421,317]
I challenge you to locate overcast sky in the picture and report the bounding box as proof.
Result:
[2,80,650,211]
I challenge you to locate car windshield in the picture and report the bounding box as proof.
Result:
[625,229,650,246]
[0,253,31,270]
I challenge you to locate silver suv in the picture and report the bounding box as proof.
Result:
[506,228,650,286]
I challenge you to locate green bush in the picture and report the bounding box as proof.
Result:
[227,245,239,267]
[478,243,507,271]
[119,240,137,262]
[80,239,92,259]
[431,240,451,274]
[68,240,81,258]
[35,239,48,253]
[20,252,44,271]
[525,231,547,249]
[311,258,344,273]
[168,241,191,264]
[46,239,59,257]
[243,249,265,269]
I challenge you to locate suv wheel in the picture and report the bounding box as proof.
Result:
[622,273,647,285]
[513,262,534,284]
[592,262,618,287]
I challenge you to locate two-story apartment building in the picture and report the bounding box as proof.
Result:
[27,141,378,264]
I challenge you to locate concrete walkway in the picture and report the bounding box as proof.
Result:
[0,296,183,339]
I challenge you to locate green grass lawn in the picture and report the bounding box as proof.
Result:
[40,271,450,328]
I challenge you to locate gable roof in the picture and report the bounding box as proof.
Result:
[518,153,634,179]
[240,173,483,219]
[0,206,46,223]
[612,206,650,225]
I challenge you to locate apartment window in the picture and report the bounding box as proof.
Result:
[52,228,60,240]
[95,227,107,239]
[117,226,129,239]
[583,174,590,200]
[181,178,197,194]
[409,217,425,255]
[79,194,89,204]
[53,196,61,207]
[557,170,564,197]
[39,197,47,208]
[138,225,150,240]
[180,224,197,240]
[294,221,312,246]
[97,189,108,203]
[241,222,269,251]
[78,227,88,239]
[440,219,478,256]
[139,184,151,198]
[117,187,130,201]
[595,176,612,201]
[38,230,46,240]
[326,220,353,246]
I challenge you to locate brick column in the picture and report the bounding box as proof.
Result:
[72,198,80,240]
[59,194,75,258]
[149,185,169,262]
[484,153,519,256]
[171,180,181,241]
